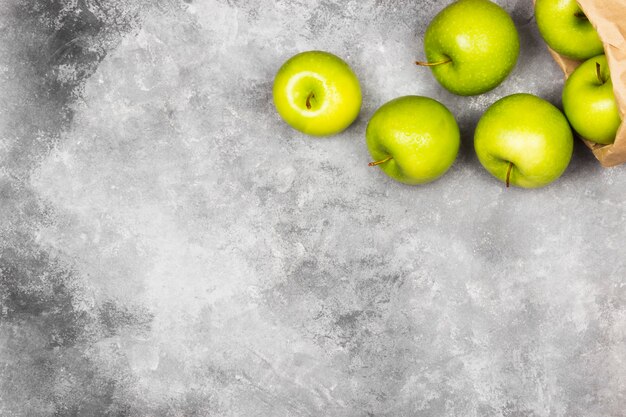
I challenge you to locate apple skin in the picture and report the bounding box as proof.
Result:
[562,54,621,145]
[273,51,362,137]
[366,96,460,185]
[422,0,520,96]
[535,0,604,60]
[474,94,573,189]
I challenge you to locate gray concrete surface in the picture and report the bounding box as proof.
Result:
[1,0,625,416]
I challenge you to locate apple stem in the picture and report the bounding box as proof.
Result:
[415,58,452,67]
[368,156,393,167]
[574,10,587,19]
[596,61,605,84]
[306,92,315,110]
[505,162,513,188]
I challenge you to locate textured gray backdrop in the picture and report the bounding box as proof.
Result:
[1,0,625,416]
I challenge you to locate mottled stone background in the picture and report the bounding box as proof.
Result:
[0,0,624,416]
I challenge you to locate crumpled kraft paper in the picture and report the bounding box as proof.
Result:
[534,0,626,167]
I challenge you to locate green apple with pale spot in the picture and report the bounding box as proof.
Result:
[417,0,520,96]
[273,51,362,136]
[474,94,573,189]
[535,0,604,60]
[562,54,621,145]
[366,96,460,185]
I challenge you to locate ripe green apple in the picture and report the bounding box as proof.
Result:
[474,94,573,189]
[562,54,621,145]
[417,0,520,96]
[535,0,604,60]
[273,51,362,136]
[366,96,460,185]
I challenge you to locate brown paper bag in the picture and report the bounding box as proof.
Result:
[533,0,626,167]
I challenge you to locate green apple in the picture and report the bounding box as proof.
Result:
[562,54,621,145]
[273,51,362,136]
[417,0,520,96]
[366,96,460,185]
[474,94,573,189]
[535,0,604,60]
